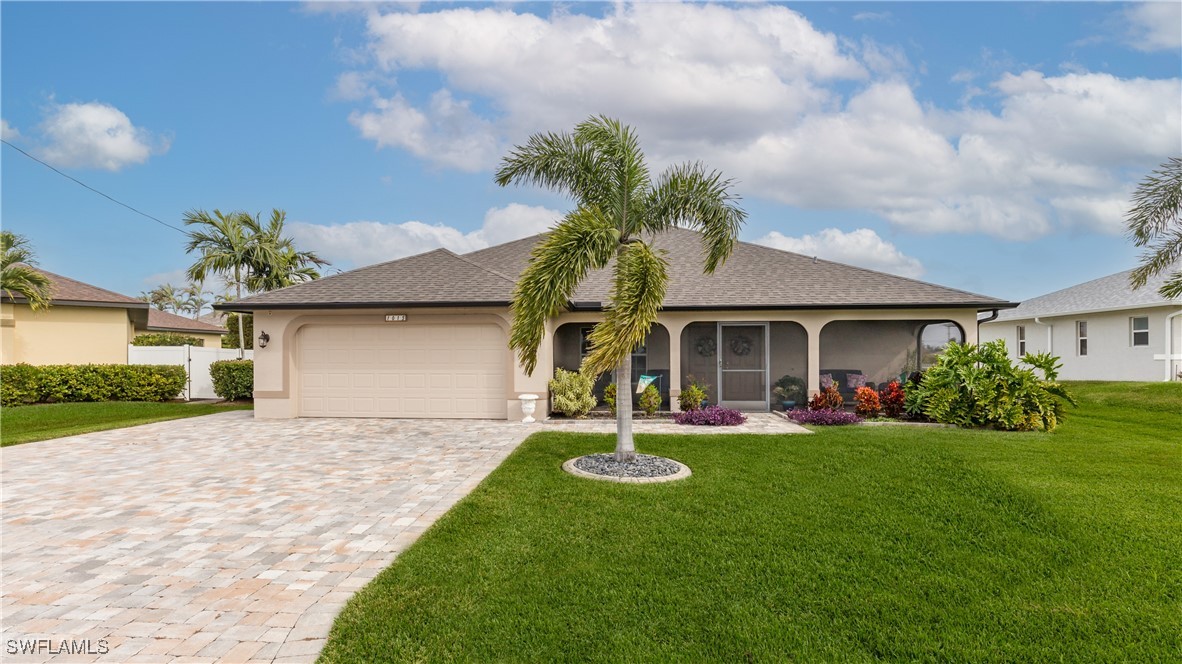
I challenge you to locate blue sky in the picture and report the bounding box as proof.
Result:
[2,1,1179,305]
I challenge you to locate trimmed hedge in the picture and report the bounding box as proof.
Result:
[209,360,254,401]
[0,364,186,406]
[132,333,205,347]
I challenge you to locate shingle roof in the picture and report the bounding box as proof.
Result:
[223,228,1011,311]
[994,264,1180,321]
[2,267,146,307]
[147,308,228,334]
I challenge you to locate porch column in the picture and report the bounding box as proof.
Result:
[666,320,686,412]
[805,322,823,397]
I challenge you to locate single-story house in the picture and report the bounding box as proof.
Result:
[219,228,1014,420]
[1,268,227,365]
[142,308,228,348]
[979,265,1181,381]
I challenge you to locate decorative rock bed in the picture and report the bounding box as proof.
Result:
[562,453,692,484]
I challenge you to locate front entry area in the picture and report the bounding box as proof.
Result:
[297,323,507,418]
[719,323,769,410]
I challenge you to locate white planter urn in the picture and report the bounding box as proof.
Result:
[518,394,539,423]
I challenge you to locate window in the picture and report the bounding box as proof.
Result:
[1131,316,1149,346]
[1016,325,1026,357]
[1077,321,1088,356]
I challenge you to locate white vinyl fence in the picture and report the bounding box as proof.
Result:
[128,345,255,400]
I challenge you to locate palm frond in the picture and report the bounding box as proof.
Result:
[1,231,54,309]
[582,241,669,377]
[495,131,611,210]
[574,115,651,236]
[1126,157,1182,296]
[509,207,619,374]
[646,162,747,272]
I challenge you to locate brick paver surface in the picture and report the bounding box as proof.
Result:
[1,412,531,663]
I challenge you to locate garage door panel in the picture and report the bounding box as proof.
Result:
[299,323,507,419]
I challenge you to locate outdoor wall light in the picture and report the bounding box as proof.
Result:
[257,331,270,348]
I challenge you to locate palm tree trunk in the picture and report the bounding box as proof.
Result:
[615,354,636,462]
[235,271,244,359]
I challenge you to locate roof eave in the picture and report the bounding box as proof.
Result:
[216,299,1015,313]
[214,300,513,313]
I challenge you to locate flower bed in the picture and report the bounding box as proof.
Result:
[786,409,863,426]
[673,405,747,426]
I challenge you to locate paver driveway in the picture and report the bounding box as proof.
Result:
[1,411,530,663]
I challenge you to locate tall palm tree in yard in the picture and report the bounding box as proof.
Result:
[246,209,328,292]
[1127,156,1182,298]
[0,231,54,310]
[496,115,746,461]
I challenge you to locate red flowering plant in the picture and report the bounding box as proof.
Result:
[808,385,845,411]
[878,380,906,418]
[854,386,880,417]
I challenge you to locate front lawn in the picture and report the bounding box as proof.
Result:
[0,401,253,447]
[322,381,1180,662]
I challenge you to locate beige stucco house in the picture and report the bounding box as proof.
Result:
[1,268,226,365]
[220,229,1014,420]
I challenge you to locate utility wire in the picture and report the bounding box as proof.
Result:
[1,138,186,234]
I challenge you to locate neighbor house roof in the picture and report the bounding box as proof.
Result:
[2,267,151,328]
[220,227,1013,312]
[146,308,228,335]
[994,264,1181,321]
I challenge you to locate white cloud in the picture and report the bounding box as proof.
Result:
[1,119,19,141]
[755,228,924,278]
[288,203,560,268]
[36,102,168,171]
[853,11,891,23]
[337,4,1179,240]
[1120,3,1182,52]
[142,269,190,288]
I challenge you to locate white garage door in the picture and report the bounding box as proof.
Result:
[298,324,507,419]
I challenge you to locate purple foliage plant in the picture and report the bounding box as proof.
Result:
[786,408,863,426]
[673,405,747,426]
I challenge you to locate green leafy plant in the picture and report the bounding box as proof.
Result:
[904,340,1075,431]
[808,385,844,411]
[678,382,707,411]
[772,375,806,404]
[549,368,596,418]
[132,333,205,347]
[640,383,662,416]
[603,382,618,416]
[0,364,186,406]
[209,360,254,401]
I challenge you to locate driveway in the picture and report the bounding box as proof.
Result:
[1,412,530,663]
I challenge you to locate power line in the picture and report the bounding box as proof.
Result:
[1,138,186,234]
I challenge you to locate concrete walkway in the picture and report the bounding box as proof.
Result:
[1,412,531,663]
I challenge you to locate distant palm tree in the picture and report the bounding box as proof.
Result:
[1,231,54,310]
[496,115,746,461]
[1127,156,1182,298]
[185,210,267,356]
[182,283,211,319]
[141,283,186,312]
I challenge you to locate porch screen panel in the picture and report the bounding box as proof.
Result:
[721,325,766,403]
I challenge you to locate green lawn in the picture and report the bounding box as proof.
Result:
[322,382,1181,662]
[0,401,253,447]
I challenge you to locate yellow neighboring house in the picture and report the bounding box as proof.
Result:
[1,268,227,365]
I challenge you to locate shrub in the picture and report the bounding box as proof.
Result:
[0,364,186,406]
[603,382,618,416]
[132,333,205,347]
[772,375,806,404]
[878,380,907,418]
[808,385,844,411]
[222,313,253,349]
[673,405,746,426]
[209,360,254,401]
[549,368,595,418]
[678,382,707,412]
[905,341,1076,431]
[640,383,662,416]
[854,386,881,417]
[786,408,863,426]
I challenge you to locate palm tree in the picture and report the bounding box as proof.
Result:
[246,209,327,292]
[1127,156,1182,298]
[184,209,268,356]
[141,283,185,312]
[1,231,54,310]
[496,115,746,461]
[182,283,211,319]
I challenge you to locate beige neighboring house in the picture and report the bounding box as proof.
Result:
[141,308,228,348]
[1,268,226,365]
[218,228,1015,420]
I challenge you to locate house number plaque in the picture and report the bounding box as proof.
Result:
[385,314,407,322]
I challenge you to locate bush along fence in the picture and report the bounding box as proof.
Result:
[209,360,254,401]
[131,333,205,347]
[0,364,186,406]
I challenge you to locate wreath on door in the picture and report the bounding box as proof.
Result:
[695,336,717,357]
[729,335,753,357]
